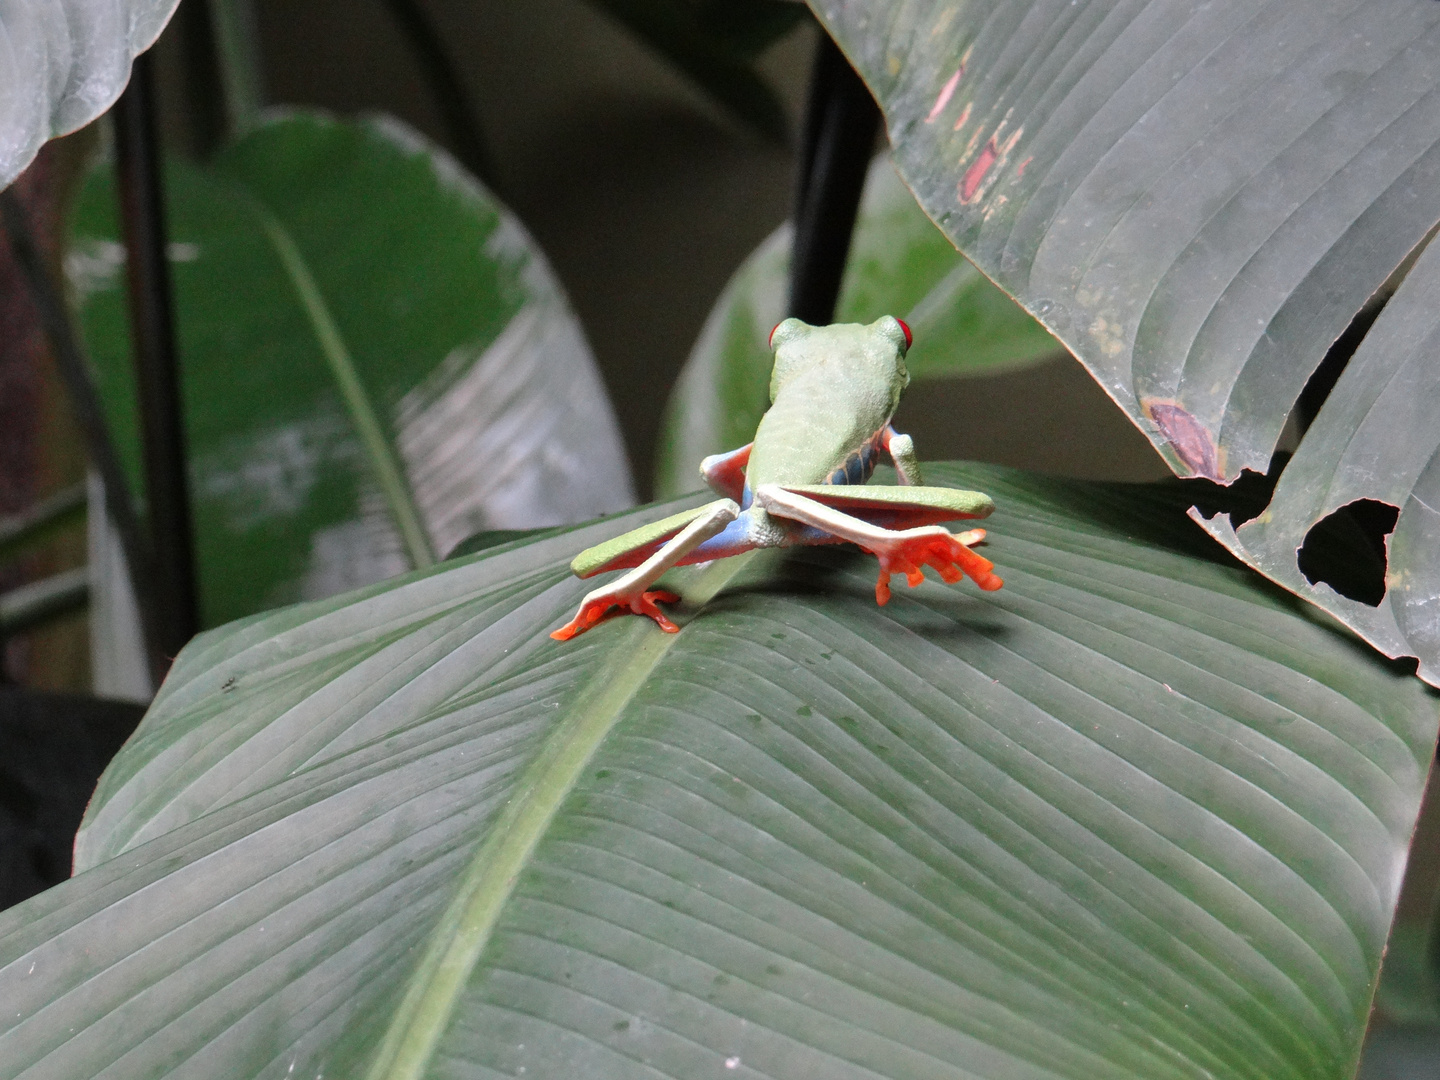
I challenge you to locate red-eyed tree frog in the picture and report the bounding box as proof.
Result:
[551,316,1003,640]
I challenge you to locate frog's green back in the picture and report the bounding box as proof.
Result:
[745,317,911,488]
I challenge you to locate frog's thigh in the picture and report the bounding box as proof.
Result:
[757,485,1002,596]
[755,485,947,545]
[601,500,740,594]
[572,498,738,578]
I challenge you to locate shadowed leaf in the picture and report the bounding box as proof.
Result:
[584,0,808,140]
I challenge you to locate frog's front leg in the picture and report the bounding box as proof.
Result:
[699,442,752,501]
[881,425,922,486]
[551,499,741,640]
[755,485,1003,603]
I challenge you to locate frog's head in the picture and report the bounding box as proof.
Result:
[767,316,912,407]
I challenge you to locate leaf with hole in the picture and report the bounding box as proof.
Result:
[1192,234,1440,683]
[656,156,1062,495]
[813,0,1440,684]
[68,111,633,628]
[0,463,1432,1080]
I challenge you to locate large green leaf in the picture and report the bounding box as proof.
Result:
[68,112,633,628]
[656,156,1061,495]
[810,0,1440,684]
[0,0,180,189]
[0,463,1433,1079]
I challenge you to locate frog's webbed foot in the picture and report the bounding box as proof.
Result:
[869,529,1000,604]
[754,484,1003,603]
[550,589,682,641]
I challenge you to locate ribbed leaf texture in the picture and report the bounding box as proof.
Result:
[0,464,1431,1080]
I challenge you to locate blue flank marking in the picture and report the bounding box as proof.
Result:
[825,431,881,486]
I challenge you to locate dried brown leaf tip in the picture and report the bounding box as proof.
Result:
[1144,400,1222,481]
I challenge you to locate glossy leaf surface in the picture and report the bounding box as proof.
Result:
[1194,234,1440,686]
[812,0,1440,683]
[0,0,179,188]
[69,112,633,628]
[656,157,1061,495]
[0,463,1433,1080]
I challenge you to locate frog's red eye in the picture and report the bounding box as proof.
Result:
[769,322,782,348]
[896,318,913,348]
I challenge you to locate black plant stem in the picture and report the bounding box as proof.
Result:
[174,0,229,157]
[112,51,201,670]
[380,0,498,189]
[0,191,167,683]
[788,33,881,324]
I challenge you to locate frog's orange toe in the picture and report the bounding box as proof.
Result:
[871,531,1003,604]
[633,590,682,633]
[550,598,615,640]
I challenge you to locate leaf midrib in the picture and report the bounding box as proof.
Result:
[363,554,753,1079]
[246,191,437,570]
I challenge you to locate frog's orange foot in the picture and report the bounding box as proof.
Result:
[870,531,1003,605]
[550,589,682,640]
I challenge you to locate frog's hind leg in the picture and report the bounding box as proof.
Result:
[755,485,1002,603]
[552,499,741,640]
[570,499,738,578]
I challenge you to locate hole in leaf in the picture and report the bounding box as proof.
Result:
[1291,297,1386,435]
[1296,499,1400,606]
[1181,457,1286,529]
[1289,225,1440,436]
